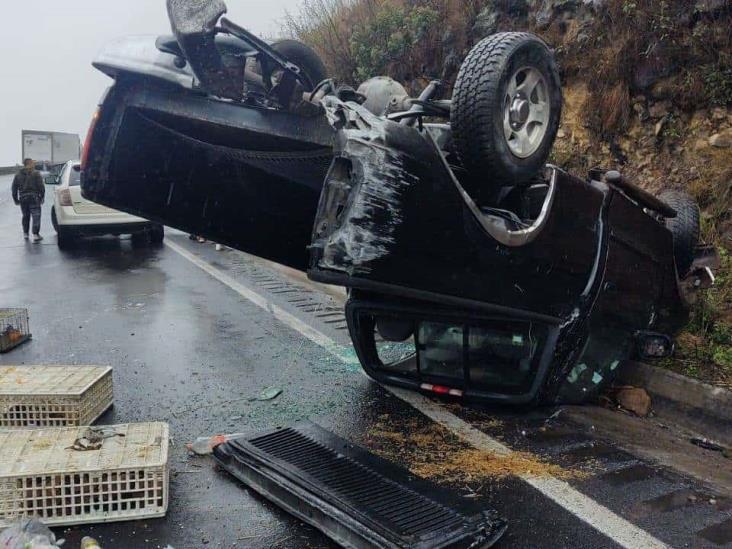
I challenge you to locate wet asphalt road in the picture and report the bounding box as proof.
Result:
[0,175,730,548]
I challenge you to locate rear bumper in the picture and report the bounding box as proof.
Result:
[60,220,152,236]
[56,205,147,227]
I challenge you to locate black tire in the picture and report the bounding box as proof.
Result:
[271,39,328,91]
[57,228,74,249]
[659,190,700,277]
[131,231,149,246]
[51,207,59,232]
[451,32,562,203]
[149,224,165,244]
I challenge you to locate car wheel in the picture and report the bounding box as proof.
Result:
[271,40,328,92]
[451,32,562,204]
[659,190,700,277]
[131,231,149,246]
[149,224,165,244]
[57,228,74,249]
[51,207,59,232]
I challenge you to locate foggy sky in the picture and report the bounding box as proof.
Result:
[0,0,302,166]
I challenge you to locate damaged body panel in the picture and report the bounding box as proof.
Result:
[83,2,705,405]
[83,78,334,269]
[309,100,688,404]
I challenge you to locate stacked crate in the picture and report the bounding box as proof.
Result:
[0,366,170,527]
[0,366,113,429]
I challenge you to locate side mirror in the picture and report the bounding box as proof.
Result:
[44,174,59,185]
[636,331,674,360]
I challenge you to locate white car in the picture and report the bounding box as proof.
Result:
[51,161,163,248]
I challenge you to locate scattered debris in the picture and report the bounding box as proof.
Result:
[690,437,727,453]
[547,409,563,421]
[68,427,125,451]
[615,387,652,417]
[601,386,652,417]
[0,518,64,548]
[412,447,584,482]
[187,433,245,455]
[255,387,282,401]
[80,537,101,549]
[363,420,585,482]
[709,129,732,148]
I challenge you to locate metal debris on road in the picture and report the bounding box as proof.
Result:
[254,387,282,401]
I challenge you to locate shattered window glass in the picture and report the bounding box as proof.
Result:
[418,322,464,381]
[468,323,546,392]
[558,321,630,403]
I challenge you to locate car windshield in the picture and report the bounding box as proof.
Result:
[69,166,81,186]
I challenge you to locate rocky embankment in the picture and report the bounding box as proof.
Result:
[289,0,731,383]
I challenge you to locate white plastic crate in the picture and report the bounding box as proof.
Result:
[0,422,169,527]
[0,366,113,428]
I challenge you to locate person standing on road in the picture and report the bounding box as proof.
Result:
[11,158,45,242]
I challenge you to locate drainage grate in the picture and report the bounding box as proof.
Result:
[214,422,506,548]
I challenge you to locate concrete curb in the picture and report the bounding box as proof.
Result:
[618,361,732,422]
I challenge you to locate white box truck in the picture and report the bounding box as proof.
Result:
[22,130,81,165]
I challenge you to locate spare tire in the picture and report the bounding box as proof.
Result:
[659,190,700,277]
[271,39,328,91]
[451,32,562,203]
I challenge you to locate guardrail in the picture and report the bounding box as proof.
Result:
[0,166,20,176]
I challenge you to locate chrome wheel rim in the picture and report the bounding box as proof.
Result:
[503,66,550,159]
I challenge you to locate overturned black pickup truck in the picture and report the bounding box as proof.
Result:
[82,0,714,406]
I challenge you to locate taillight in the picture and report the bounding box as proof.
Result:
[58,189,73,207]
[80,108,100,171]
[420,383,463,397]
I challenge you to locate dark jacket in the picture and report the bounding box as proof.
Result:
[11,167,45,206]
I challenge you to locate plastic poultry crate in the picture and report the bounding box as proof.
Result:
[0,422,169,527]
[0,309,31,353]
[0,366,113,428]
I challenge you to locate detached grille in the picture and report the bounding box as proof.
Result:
[213,422,506,548]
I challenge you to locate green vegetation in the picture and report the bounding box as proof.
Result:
[671,249,732,382]
[350,5,439,81]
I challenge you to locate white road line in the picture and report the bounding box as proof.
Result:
[166,238,668,549]
[165,239,358,366]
